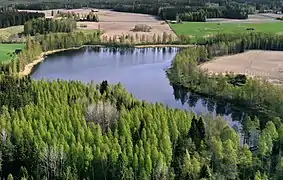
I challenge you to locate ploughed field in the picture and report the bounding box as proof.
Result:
[200,50,283,84]
[19,9,177,40]
[171,17,283,37]
[0,43,25,62]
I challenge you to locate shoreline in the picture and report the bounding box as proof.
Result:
[18,47,83,77]
[134,44,192,48]
[19,44,190,77]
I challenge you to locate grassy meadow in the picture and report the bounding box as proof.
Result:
[170,22,283,37]
[0,44,25,62]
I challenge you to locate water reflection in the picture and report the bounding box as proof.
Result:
[171,83,265,148]
[172,84,244,119]
[171,84,244,134]
[32,46,180,102]
[84,46,174,55]
[32,46,244,133]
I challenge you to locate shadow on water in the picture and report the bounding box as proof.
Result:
[172,84,244,121]
[171,82,266,148]
[171,83,244,132]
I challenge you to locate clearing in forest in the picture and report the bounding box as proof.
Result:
[199,50,283,84]
[0,44,25,62]
[170,21,283,37]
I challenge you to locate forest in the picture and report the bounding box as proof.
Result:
[0,73,282,180]
[0,8,45,28]
[23,18,77,36]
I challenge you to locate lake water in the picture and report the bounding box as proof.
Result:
[31,46,242,129]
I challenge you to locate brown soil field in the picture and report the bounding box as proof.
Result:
[200,50,283,84]
[19,9,177,42]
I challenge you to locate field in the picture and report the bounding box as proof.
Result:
[0,44,25,62]
[0,26,24,41]
[19,9,177,41]
[200,50,283,84]
[206,13,283,23]
[170,21,283,37]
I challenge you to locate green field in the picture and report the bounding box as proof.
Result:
[170,22,283,37]
[0,44,25,62]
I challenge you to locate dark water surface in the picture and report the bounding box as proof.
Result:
[31,47,241,130]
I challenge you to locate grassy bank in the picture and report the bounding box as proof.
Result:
[0,43,25,62]
[170,22,283,37]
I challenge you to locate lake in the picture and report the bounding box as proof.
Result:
[31,46,241,129]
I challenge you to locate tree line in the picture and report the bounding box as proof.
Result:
[177,10,206,22]
[6,0,280,16]
[23,18,77,36]
[4,0,280,22]
[159,3,250,21]
[0,8,44,28]
[55,11,99,22]
[0,74,282,179]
